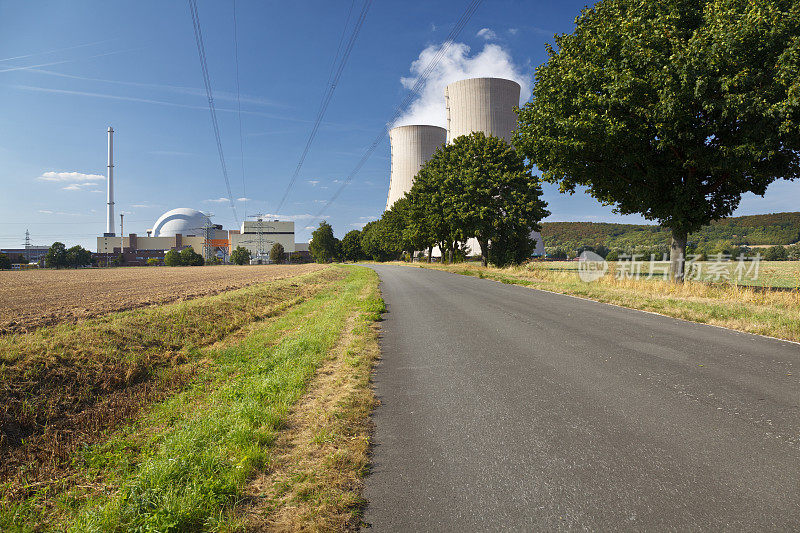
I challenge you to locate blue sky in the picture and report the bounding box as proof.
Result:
[1,0,798,250]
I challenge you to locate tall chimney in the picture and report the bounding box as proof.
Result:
[106,126,115,236]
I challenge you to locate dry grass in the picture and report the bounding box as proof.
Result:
[239,272,383,531]
[0,264,326,334]
[0,267,342,504]
[417,262,800,342]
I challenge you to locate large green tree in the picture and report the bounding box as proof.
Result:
[44,242,67,269]
[515,0,800,280]
[230,246,251,265]
[309,221,339,263]
[269,242,285,264]
[340,229,365,262]
[437,132,549,266]
[360,219,402,262]
[408,149,465,263]
[65,245,92,268]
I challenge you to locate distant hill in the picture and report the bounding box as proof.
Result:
[540,212,800,253]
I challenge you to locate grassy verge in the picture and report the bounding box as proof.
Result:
[414,262,800,342]
[522,260,800,288]
[1,265,383,531]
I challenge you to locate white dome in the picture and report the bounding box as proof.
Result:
[152,208,211,237]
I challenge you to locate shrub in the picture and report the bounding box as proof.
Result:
[269,243,285,264]
[230,246,251,265]
[164,249,182,267]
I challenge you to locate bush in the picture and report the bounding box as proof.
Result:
[180,247,205,266]
[164,249,182,267]
[230,246,251,265]
[146,257,161,266]
[763,245,788,261]
[0,253,11,270]
[269,243,285,264]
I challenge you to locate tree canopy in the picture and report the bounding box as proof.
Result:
[515,0,800,279]
[309,221,339,263]
[230,246,251,265]
[340,229,365,262]
[269,242,285,264]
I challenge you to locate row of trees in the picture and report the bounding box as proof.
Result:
[164,247,205,267]
[310,133,550,267]
[44,242,93,269]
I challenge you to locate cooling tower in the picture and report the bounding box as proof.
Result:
[445,77,521,143]
[385,124,447,210]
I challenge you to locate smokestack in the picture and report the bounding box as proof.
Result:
[106,126,115,236]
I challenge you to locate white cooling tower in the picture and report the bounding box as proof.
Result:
[385,124,447,210]
[445,77,521,143]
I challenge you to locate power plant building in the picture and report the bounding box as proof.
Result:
[445,77,520,143]
[385,125,447,210]
[97,207,296,261]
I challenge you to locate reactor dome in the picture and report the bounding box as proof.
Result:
[151,208,211,237]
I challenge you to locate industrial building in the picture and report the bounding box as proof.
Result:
[94,128,304,264]
[97,208,297,262]
[386,125,447,210]
[384,76,544,257]
[0,246,49,264]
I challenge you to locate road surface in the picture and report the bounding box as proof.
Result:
[363,265,800,531]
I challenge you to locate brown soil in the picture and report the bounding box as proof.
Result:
[0,264,325,335]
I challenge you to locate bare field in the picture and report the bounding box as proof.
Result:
[0,264,326,334]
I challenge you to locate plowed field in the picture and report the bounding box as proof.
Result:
[0,264,326,334]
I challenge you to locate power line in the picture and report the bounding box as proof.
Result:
[273,0,371,215]
[232,0,247,221]
[188,0,239,226]
[311,0,483,222]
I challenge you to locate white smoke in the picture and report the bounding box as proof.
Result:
[394,42,530,128]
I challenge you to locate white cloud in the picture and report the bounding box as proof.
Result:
[236,197,251,202]
[262,212,315,221]
[307,180,320,186]
[395,42,530,128]
[508,28,519,36]
[476,28,497,41]
[62,184,83,191]
[89,189,103,193]
[204,197,230,203]
[37,171,104,182]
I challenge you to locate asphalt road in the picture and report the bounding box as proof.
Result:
[362,265,800,531]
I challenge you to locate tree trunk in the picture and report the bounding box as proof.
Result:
[669,230,688,283]
[427,246,432,263]
[478,237,489,267]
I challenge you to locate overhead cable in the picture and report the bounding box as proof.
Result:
[273,0,371,215]
[232,0,247,219]
[188,0,240,226]
[311,0,484,222]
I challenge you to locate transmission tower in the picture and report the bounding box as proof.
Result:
[249,212,266,260]
[203,214,216,261]
[24,229,30,262]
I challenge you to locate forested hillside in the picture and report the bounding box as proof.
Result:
[541,212,800,256]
